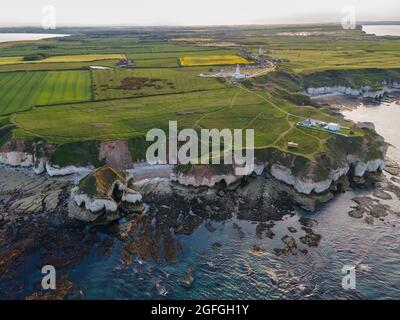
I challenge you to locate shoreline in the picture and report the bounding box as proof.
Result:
[1,92,400,300]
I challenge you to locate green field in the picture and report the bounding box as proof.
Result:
[12,84,356,159]
[0,24,397,163]
[179,55,251,66]
[0,70,91,115]
[0,54,125,65]
[92,67,226,100]
[270,49,400,73]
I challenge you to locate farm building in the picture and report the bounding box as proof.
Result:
[117,58,135,68]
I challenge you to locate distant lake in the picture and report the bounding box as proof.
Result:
[362,25,400,36]
[0,33,69,43]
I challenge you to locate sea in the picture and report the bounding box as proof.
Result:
[0,33,68,43]
[362,25,400,37]
[11,101,397,300]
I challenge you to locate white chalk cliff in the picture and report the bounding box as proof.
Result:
[306,82,400,99]
[0,151,33,167]
[269,157,385,195]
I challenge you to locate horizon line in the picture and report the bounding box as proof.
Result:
[0,20,400,29]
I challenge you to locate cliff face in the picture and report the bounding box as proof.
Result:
[306,82,400,99]
[270,164,349,194]
[257,126,387,195]
[0,116,388,203]
[0,132,386,197]
[0,139,33,167]
[171,164,265,187]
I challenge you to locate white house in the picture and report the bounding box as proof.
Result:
[326,123,341,132]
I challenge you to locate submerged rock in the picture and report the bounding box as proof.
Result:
[373,190,392,200]
[282,235,297,249]
[181,266,196,288]
[299,227,321,247]
[384,158,400,176]
[288,226,297,233]
[26,275,83,300]
[250,244,265,254]
[348,195,393,221]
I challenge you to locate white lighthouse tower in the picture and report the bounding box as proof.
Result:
[234,64,245,80]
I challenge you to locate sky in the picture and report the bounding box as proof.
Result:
[0,0,399,27]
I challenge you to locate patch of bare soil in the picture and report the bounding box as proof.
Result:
[99,140,133,170]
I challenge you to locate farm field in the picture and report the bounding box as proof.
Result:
[127,49,237,61]
[171,38,215,42]
[92,67,226,100]
[0,54,125,65]
[0,41,224,58]
[0,70,91,115]
[0,59,119,73]
[12,84,354,158]
[269,49,400,73]
[133,58,179,68]
[179,55,251,66]
[0,24,398,162]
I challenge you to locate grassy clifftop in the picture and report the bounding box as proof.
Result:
[0,25,396,173]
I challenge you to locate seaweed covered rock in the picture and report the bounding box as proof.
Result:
[70,166,143,222]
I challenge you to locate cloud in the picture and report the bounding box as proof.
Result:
[0,0,398,26]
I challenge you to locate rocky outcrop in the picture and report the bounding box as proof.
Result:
[269,156,386,195]
[0,139,136,177]
[171,164,264,187]
[270,164,349,194]
[46,163,93,177]
[0,139,33,167]
[257,126,388,195]
[70,166,143,222]
[172,171,240,187]
[349,157,385,177]
[0,151,33,167]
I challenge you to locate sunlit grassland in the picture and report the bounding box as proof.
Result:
[0,40,225,58]
[0,27,389,163]
[171,38,215,42]
[0,59,118,73]
[12,86,353,158]
[127,49,237,60]
[92,67,226,100]
[270,49,400,73]
[179,55,252,67]
[0,70,91,115]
